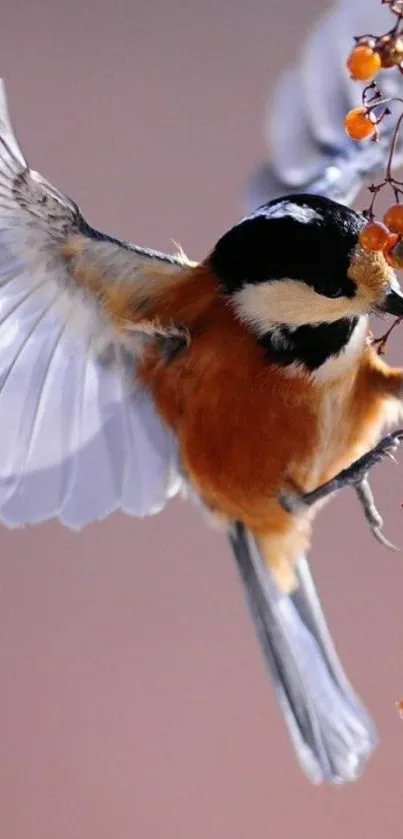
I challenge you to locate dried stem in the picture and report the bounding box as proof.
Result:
[370,316,403,354]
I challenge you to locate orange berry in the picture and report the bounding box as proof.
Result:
[383,233,400,266]
[344,108,376,140]
[346,45,381,80]
[383,203,403,234]
[359,221,390,251]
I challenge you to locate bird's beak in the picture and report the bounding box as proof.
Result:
[378,286,403,316]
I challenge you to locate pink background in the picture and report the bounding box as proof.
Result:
[1,0,403,836]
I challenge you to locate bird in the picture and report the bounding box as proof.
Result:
[0,79,403,788]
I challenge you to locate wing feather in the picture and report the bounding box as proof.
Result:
[0,80,187,528]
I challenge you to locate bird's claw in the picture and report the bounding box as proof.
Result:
[278,429,403,549]
[371,525,400,551]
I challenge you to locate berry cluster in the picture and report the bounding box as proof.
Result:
[344,17,403,142]
[344,24,403,144]
[359,205,403,267]
[344,2,403,354]
[347,34,403,84]
[344,1,403,270]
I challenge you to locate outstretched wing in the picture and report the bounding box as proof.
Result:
[247,0,403,210]
[0,81,188,529]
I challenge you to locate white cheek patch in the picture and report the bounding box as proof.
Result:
[234,278,365,333]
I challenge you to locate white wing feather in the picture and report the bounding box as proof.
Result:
[0,81,183,529]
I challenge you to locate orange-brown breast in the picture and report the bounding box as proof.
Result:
[135,266,402,591]
[137,267,321,529]
[316,344,403,483]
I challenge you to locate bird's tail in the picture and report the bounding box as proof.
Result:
[228,523,378,784]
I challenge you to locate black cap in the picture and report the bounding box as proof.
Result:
[209,193,365,300]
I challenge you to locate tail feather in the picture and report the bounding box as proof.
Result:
[229,523,377,784]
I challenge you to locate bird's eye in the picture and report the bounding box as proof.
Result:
[326,287,344,299]
[314,282,344,299]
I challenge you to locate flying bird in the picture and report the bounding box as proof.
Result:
[0,50,403,788]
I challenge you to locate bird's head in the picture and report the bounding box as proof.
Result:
[208,193,403,371]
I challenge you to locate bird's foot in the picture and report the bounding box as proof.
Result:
[278,429,403,550]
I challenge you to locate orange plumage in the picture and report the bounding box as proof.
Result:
[81,261,403,590]
[54,194,403,779]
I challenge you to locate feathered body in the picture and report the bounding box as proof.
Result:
[65,224,403,591]
[0,81,403,784]
[139,273,402,589]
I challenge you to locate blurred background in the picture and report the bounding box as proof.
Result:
[0,0,403,836]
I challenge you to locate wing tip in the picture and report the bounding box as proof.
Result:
[0,78,27,169]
